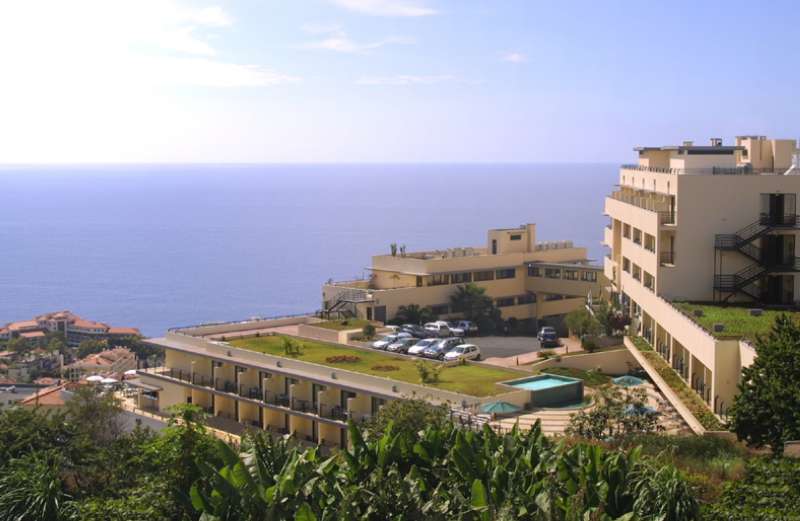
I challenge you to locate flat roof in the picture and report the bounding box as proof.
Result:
[634,145,744,152]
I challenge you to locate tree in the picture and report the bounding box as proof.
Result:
[393,304,435,325]
[65,385,125,445]
[449,283,501,334]
[77,338,108,359]
[0,451,73,521]
[729,314,800,454]
[565,307,601,338]
[567,386,662,440]
[364,398,450,437]
[7,336,31,356]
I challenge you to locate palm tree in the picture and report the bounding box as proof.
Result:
[450,283,498,322]
[394,304,435,325]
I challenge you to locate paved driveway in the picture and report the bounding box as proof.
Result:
[474,336,541,358]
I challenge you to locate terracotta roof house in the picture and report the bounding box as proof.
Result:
[65,347,136,381]
[0,310,140,347]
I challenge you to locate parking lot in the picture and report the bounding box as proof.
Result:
[473,336,541,359]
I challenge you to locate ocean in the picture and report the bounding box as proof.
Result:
[0,164,617,336]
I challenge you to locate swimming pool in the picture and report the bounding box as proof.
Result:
[509,375,577,391]
[504,374,584,407]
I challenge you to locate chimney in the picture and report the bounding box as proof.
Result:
[710,138,723,147]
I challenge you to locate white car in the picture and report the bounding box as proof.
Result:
[371,332,411,350]
[424,321,451,338]
[408,338,440,356]
[443,344,481,362]
[450,320,478,336]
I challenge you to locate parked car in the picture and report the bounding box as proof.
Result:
[446,322,465,337]
[400,324,427,338]
[450,320,478,336]
[537,326,558,347]
[386,337,416,354]
[421,337,464,359]
[408,338,440,356]
[424,321,451,338]
[371,332,412,350]
[443,343,481,362]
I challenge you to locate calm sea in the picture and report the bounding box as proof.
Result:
[0,164,617,336]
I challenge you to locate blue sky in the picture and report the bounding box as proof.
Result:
[1,0,798,163]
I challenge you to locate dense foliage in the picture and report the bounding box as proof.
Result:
[1,393,798,520]
[729,314,800,453]
[449,283,502,334]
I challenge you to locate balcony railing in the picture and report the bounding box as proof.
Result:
[609,191,675,225]
[660,251,675,265]
[142,367,349,423]
[622,164,789,176]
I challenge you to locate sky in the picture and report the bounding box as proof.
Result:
[1,0,799,163]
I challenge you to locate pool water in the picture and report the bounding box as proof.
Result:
[510,376,575,391]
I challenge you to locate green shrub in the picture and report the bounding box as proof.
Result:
[362,323,376,339]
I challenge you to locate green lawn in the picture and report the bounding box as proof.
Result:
[540,367,612,388]
[673,302,796,341]
[229,335,524,397]
[312,319,374,331]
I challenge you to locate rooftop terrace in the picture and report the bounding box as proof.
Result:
[228,335,524,397]
[673,302,800,342]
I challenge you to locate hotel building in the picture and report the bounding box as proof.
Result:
[604,135,800,414]
[134,320,531,448]
[322,224,603,330]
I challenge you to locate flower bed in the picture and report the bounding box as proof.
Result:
[325,355,361,364]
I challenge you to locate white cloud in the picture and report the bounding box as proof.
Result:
[356,74,455,85]
[0,0,297,88]
[502,52,527,63]
[329,0,437,17]
[303,25,412,53]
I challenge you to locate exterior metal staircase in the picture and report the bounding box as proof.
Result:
[714,214,800,302]
[323,288,372,319]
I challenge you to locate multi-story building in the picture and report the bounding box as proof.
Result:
[0,310,140,347]
[134,318,531,448]
[322,224,603,330]
[604,135,799,414]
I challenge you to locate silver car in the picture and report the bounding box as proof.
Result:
[386,337,416,354]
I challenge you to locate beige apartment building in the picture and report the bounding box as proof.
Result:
[133,318,531,448]
[604,135,800,414]
[322,224,603,330]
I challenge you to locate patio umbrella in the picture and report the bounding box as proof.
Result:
[86,375,104,383]
[480,401,521,414]
[613,375,645,387]
[624,404,657,416]
[100,377,118,385]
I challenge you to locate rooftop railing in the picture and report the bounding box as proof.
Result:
[622,164,790,176]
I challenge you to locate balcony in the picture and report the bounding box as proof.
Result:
[660,251,675,266]
[140,367,348,425]
[607,190,676,226]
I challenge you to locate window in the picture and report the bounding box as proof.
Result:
[430,304,449,315]
[496,268,516,279]
[581,271,598,282]
[451,272,472,284]
[517,293,536,305]
[644,233,655,253]
[544,294,564,301]
[622,257,631,273]
[564,269,578,280]
[632,228,642,245]
[643,272,655,292]
[545,268,561,279]
[416,276,423,287]
[429,273,449,286]
[473,270,494,282]
[496,297,515,307]
[510,234,522,241]
[623,223,631,239]
[632,264,642,281]
[527,265,541,277]
[371,397,386,415]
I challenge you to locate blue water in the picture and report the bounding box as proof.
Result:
[510,375,577,391]
[0,164,616,336]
